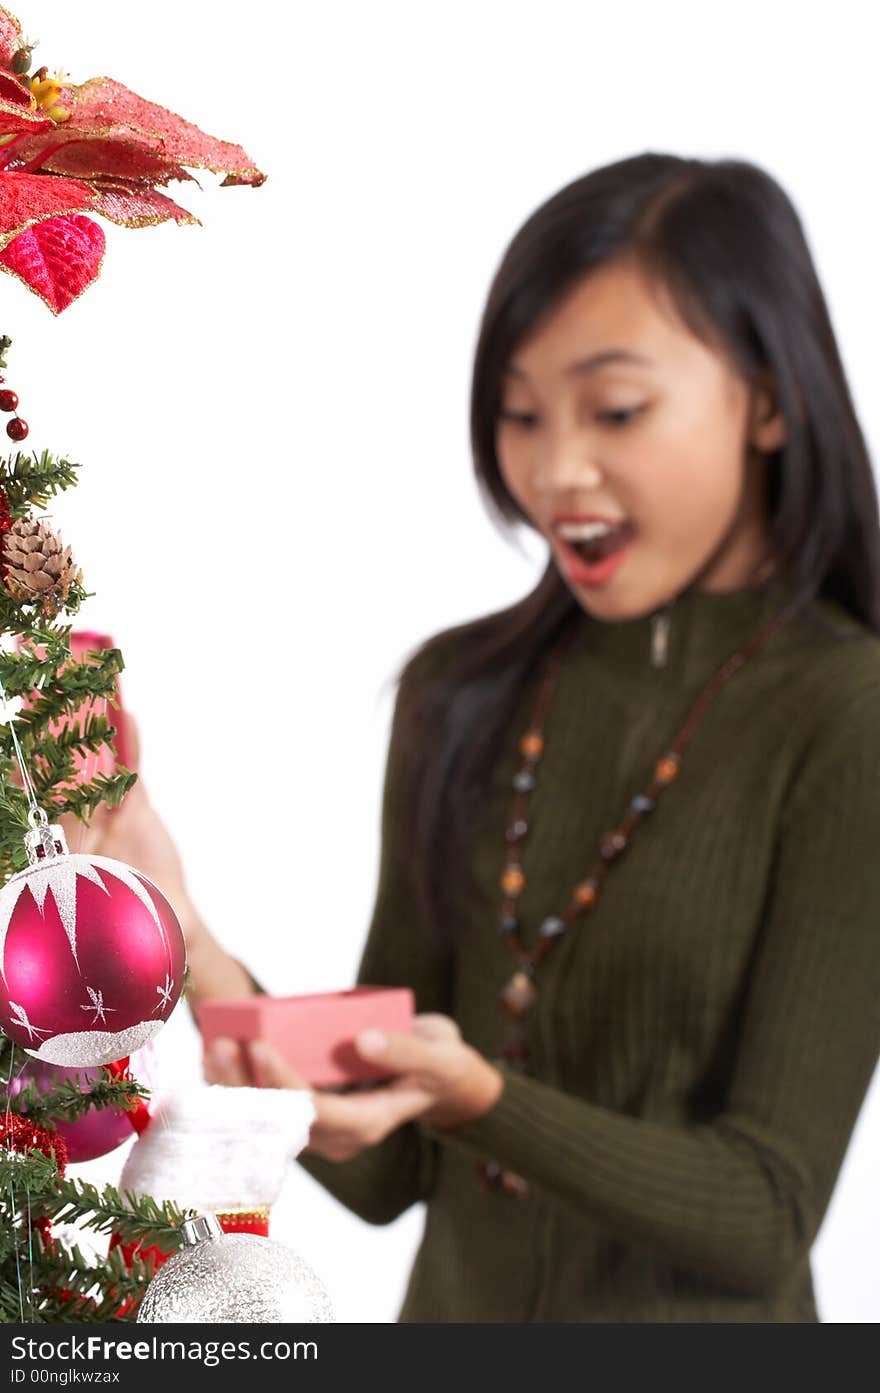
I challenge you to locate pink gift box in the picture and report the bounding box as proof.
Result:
[198,986,415,1088]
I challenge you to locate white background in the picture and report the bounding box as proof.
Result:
[7,0,878,1321]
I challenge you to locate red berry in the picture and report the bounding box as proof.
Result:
[0,389,18,412]
[7,417,28,441]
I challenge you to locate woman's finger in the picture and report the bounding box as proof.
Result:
[116,707,141,771]
[203,1037,253,1087]
[412,1013,462,1041]
[355,1026,458,1085]
[58,806,106,854]
[308,1075,435,1144]
[247,1041,310,1090]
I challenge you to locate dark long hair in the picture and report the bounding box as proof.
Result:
[392,152,880,949]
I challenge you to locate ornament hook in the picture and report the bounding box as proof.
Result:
[0,675,67,863]
[180,1214,223,1247]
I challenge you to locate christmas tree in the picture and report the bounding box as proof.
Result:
[0,4,264,1321]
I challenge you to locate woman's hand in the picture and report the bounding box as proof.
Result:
[58,708,255,1004]
[203,1013,505,1161]
[57,709,190,909]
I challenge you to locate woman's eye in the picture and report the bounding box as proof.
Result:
[498,408,539,429]
[597,405,645,427]
[498,405,645,430]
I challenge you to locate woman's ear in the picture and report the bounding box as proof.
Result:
[749,373,787,453]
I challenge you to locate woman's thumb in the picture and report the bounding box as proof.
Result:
[411,1014,461,1042]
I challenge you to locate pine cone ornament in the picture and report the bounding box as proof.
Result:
[1,516,82,617]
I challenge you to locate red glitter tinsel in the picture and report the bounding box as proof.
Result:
[1,1113,68,1175]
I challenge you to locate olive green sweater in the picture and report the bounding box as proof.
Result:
[296,581,880,1322]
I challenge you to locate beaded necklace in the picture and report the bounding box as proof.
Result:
[479,590,802,1197]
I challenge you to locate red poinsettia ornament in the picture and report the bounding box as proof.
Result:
[0,5,265,312]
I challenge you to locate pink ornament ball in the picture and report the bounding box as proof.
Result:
[0,851,187,1068]
[11,1058,137,1163]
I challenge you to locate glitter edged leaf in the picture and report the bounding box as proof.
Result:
[0,4,22,66]
[10,77,266,187]
[0,212,106,314]
[0,72,53,136]
[84,179,200,229]
[0,168,97,248]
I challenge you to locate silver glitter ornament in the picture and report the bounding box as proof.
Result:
[137,1215,334,1323]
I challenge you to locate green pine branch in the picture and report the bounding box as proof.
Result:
[50,1178,192,1250]
[11,650,125,727]
[0,337,182,1324]
[32,711,118,755]
[0,448,82,516]
[0,639,129,874]
[0,762,137,878]
[0,628,73,692]
[0,1146,60,1202]
[6,1233,164,1324]
[14,1075,150,1128]
[2,1037,150,1128]
[51,768,139,822]
[1,1158,194,1324]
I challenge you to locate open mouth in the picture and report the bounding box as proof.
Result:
[560,522,636,566]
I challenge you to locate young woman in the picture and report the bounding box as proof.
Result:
[82,152,880,1322]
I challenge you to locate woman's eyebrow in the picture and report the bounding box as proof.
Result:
[504,349,655,379]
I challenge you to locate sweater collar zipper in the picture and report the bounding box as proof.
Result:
[650,599,675,669]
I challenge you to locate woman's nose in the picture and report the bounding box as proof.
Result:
[533,435,605,494]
